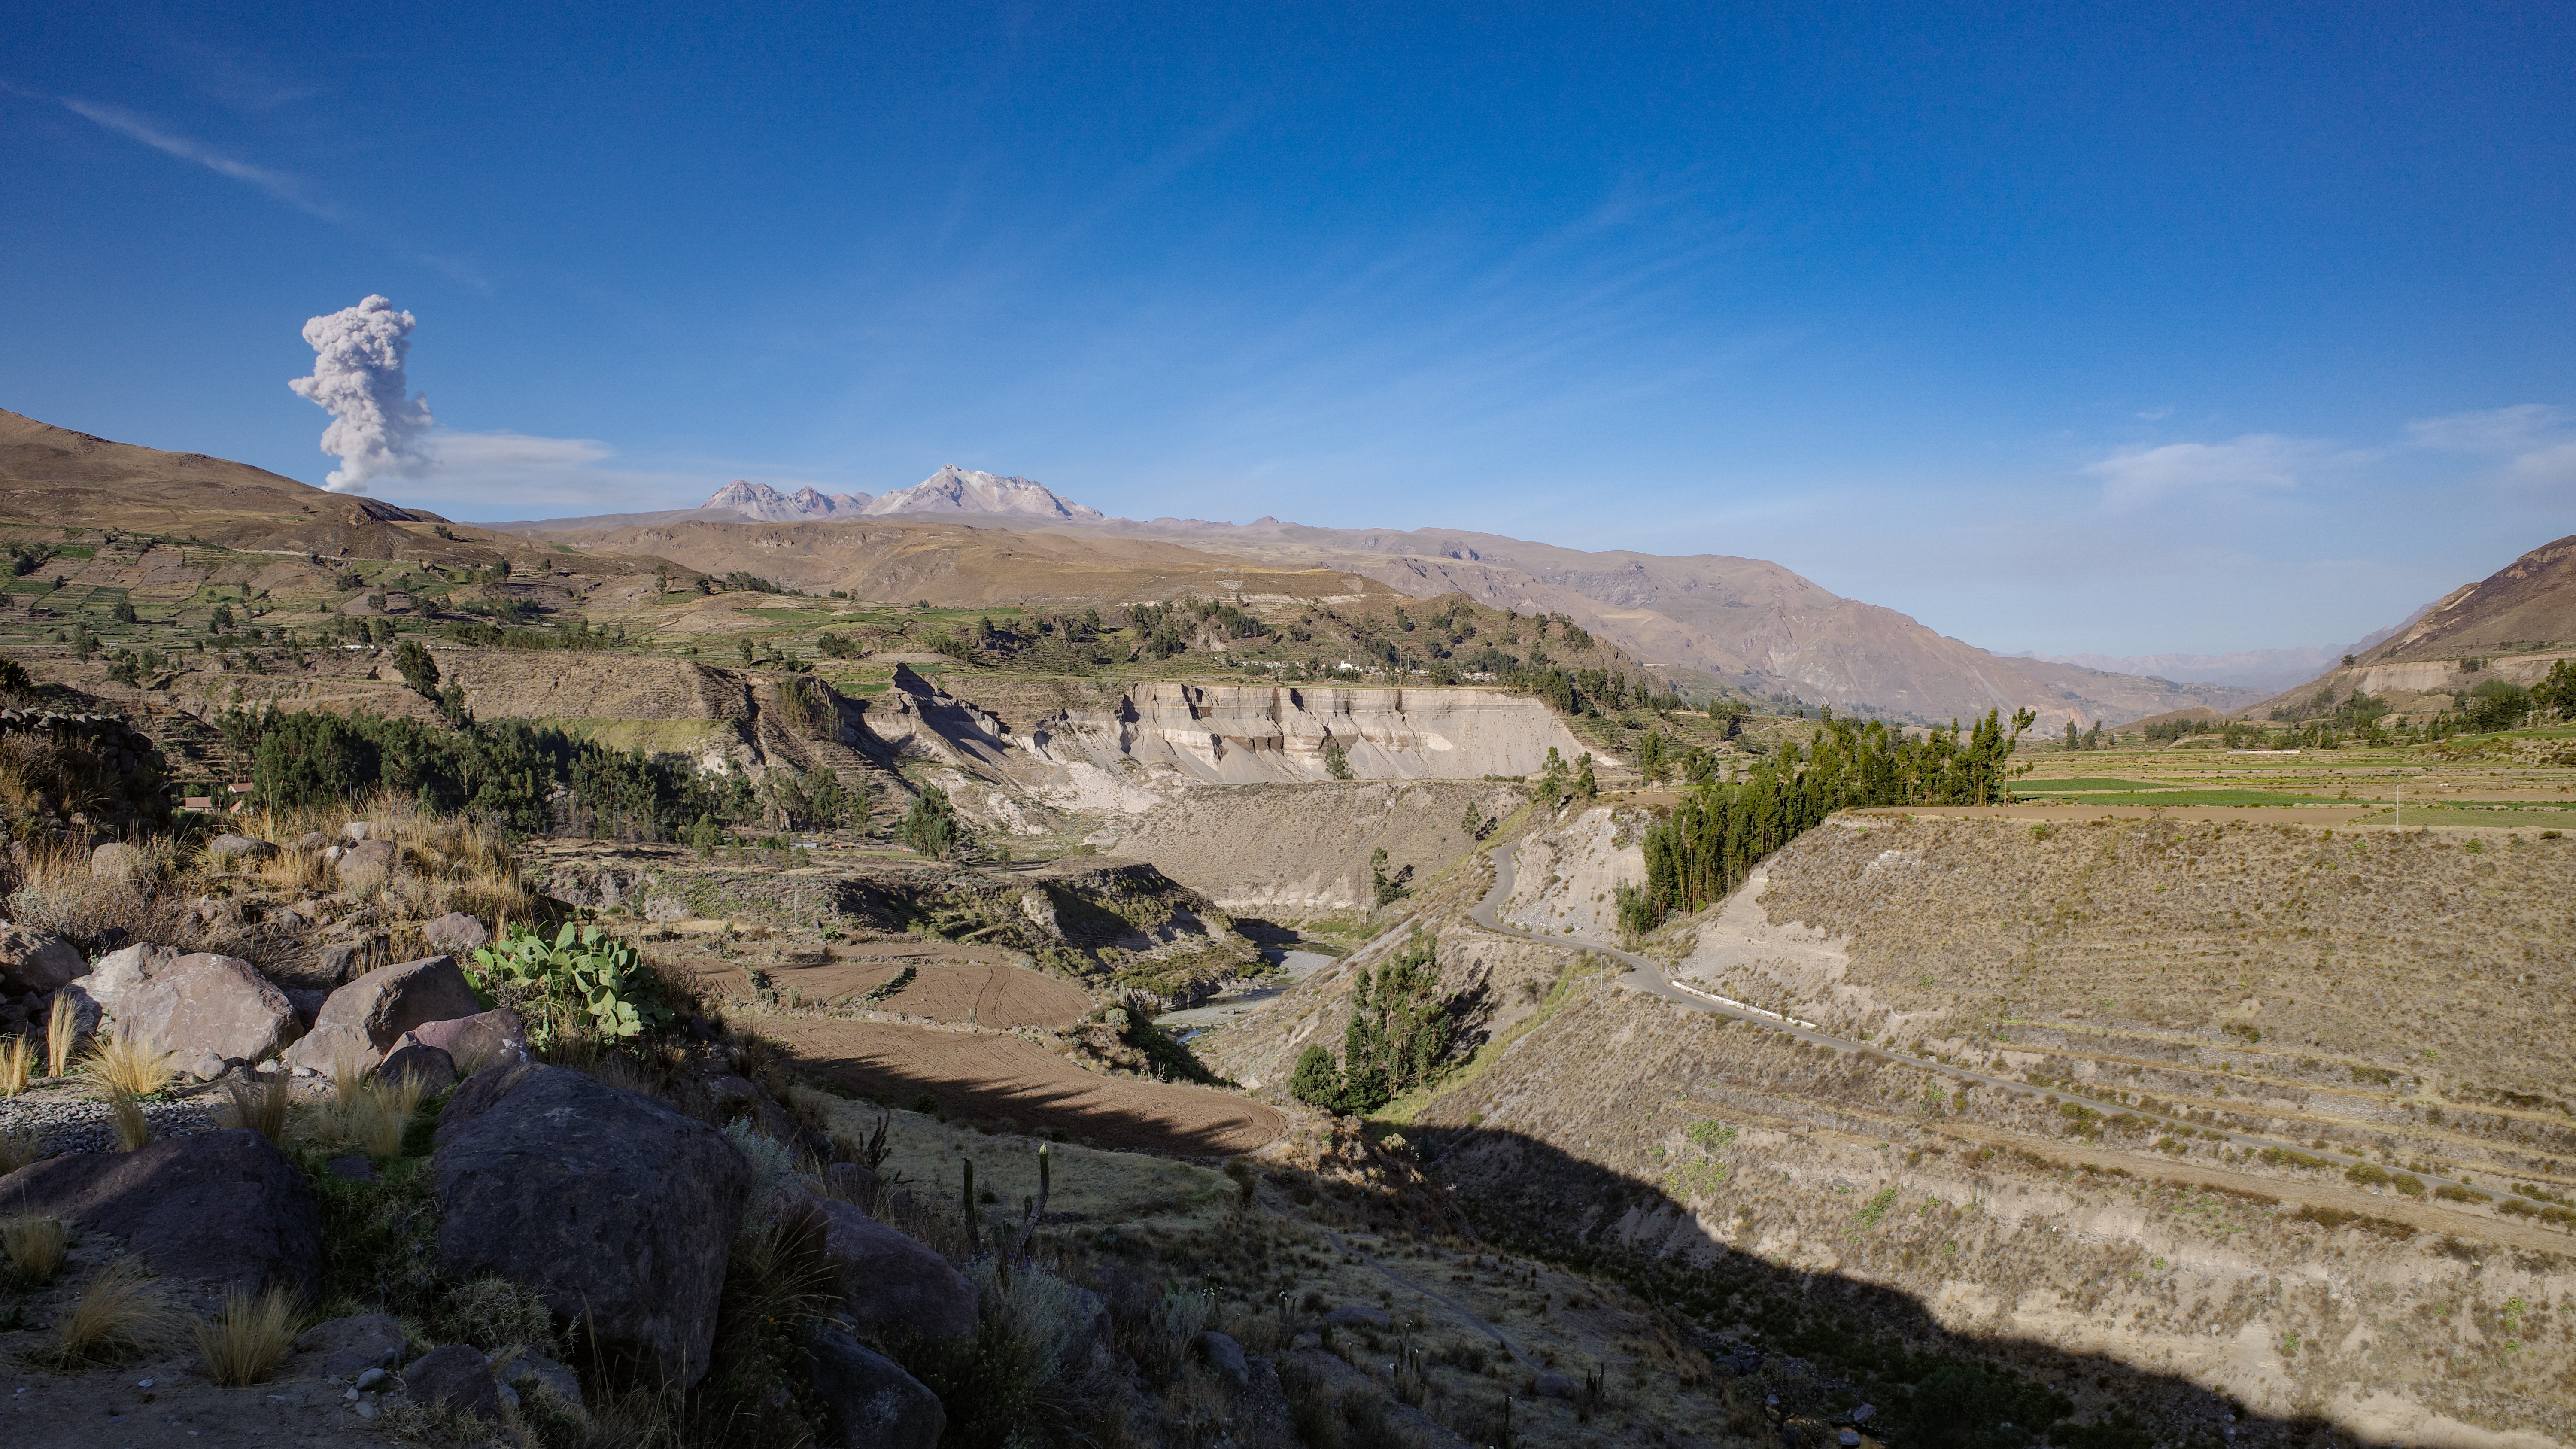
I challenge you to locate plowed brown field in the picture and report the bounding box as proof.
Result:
[757,1018,1284,1157]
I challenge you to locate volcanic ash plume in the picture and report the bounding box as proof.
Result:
[286,294,434,493]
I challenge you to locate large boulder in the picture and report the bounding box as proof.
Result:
[424,912,490,957]
[401,1007,527,1074]
[432,1065,753,1386]
[111,952,301,1065]
[83,942,178,1015]
[205,833,280,863]
[402,1343,507,1420]
[286,955,480,1075]
[809,1329,945,1449]
[90,841,145,883]
[376,1039,457,1092]
[0,923,87,996]
[0,1128,320,1296]
[293,1312,409,1380]
[813,1198,977,1343]
[334,838,398,884]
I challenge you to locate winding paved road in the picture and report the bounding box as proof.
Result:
[1460,841,2551,1227]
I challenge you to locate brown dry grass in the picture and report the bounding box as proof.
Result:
[44,990,79,1078]
[107,1094,151,1151]
[6,837,194,955]
[221,1070,292,1143]
[193,1285,302,1386]
[0,1032,30,1094]
[0,1213,69,1285]
[82,1030,177,1100]
[0,1124,41,1173]
[294,1059,422,1158]
[50,1259,174,1365]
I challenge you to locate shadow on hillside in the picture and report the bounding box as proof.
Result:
[1397,1122,2372,1449]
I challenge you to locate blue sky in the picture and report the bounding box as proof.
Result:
[3,1,2571,656]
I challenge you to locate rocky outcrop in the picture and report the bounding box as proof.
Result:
[376,1039,457,1091]
[424,912,490,956]
[293,1312,409,1380]
[431,1064,752,1386]
[813,1198,977,1342]
[109,951,302,1066]
[401,1007,528,1073]
[287,955,480,1074]
[0,1129,321,1295]
[0,923,86,995]
[403,1344,509,1420]
[809,1329,946,1449]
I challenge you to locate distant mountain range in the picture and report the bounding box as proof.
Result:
[699,468,1103,524]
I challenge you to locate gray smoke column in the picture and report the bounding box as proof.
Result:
[286,294,434,494]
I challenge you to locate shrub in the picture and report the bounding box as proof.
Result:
[194,1286,301,1385]
[469,923,671,1045]
[222,1071,292,1143]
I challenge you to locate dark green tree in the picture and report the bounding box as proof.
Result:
[1575,752,1598,799]
[1289,1045,1345,1111]
[395,638,440,699]
[898,784,960,858]
[2535,659,2576,721]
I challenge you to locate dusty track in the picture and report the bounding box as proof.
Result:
[1462,841,2568,1251]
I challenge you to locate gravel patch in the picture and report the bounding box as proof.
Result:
[0,1095,223,1158]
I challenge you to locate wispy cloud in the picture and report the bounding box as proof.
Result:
[2405,402,2566,453]
[2406,403,2575,491]
[2082,434,2361,509]
[59,96,344,223]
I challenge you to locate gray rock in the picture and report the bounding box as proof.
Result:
[1535,1370,1575,1399]
[0,923,87,996]
[206,833,280,862]
[423,912,490,957]
[809,1329,944,1449]
[0,1128,320,1296]
[315,941,372,985]
[822,1160,881,1208]
[402,1007,527,1075]
[45,981,101,1040]
[111,952,301,1065]
[296,831,331,852]
[286,955,480,1074]
[90,841,145,883]
[432,1064,752,1387]
[334,838,397,884]
[340,821,373,843]
[403,1343,504,1420]
[295,1312,408,1379]
[82,942,177,1014]
[284,987,327,1027]
[813,1198,977,1343]
[1197,1329,1250,1391]
[376,1039,457,1093]
[1323,1303,1392,1328]
[507,1351,584,1414]
[180,1049,227,1082]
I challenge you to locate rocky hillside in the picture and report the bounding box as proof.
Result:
[1197,803,2576,1447]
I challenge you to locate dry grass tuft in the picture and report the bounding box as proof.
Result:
[82,1030,178,1100]
[1,1214,70,1285]
[193,1285,302,1386]
[108,1094,152,1151]
[222,1070,292,1143]
[8,839,194,956]
[295,1060,422,1159]
[51,1259,175,1365]
[0,1124,43,1173]
[0,1032,30,1095]
[45,992,79,1078]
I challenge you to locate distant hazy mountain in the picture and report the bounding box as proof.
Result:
[699,467,1102,524]
[863,465,1104,521]
[2015,647,2340,692]
[701,480,875,521]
